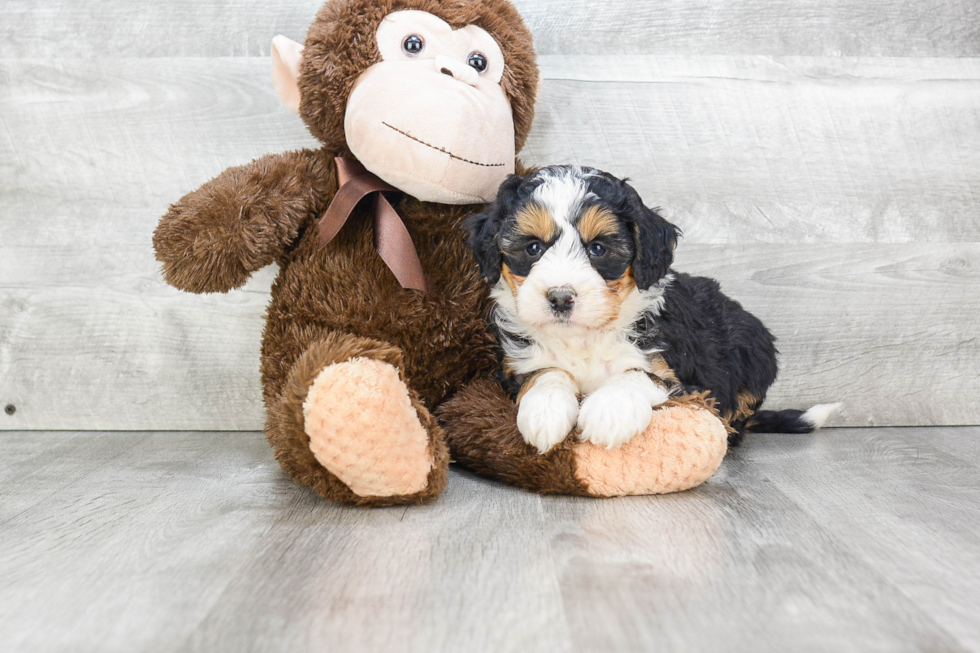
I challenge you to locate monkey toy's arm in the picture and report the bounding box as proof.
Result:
[152,149,336,293]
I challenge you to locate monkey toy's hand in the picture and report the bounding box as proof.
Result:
[153,149,335,294]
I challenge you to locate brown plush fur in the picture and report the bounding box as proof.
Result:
[437,380,588,495]
[153,0,537,506]
[267,334,449,506]
[153,149,338,294]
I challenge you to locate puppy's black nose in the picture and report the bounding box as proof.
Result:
[546,287,576,315]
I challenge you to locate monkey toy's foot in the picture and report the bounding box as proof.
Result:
[304,358,436,498]
[267,339,448,507]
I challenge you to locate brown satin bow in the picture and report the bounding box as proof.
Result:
[318,157,427,293]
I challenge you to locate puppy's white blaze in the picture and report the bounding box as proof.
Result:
[531,166,591,226]
[523,167,610,325]
[517,229,608,328]
[802,402,842,429]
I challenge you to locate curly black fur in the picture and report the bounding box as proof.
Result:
[632,273,781,445]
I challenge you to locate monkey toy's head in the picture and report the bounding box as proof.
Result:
[271,0,538,205]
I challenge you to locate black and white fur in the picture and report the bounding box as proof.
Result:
[464,165,838,452]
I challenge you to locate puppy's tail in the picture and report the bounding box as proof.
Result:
[746,403,842,434]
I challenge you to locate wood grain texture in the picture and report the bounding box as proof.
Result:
[3,57,978,244]
[2,240,977,430]
[529,56,980,244]
[546,454,967,652]
[2,428,979,652]
[739,427,980,650]
[0,432,298,652]
[2,54,979,429]
[3,0,980,58]
[187,462,571,652]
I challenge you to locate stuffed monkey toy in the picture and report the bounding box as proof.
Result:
[153,0,728,506]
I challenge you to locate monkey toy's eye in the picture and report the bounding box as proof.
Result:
[587,242,606,257]
[525,241,543,257]
[467,52,488,73]
[402,35,424,56]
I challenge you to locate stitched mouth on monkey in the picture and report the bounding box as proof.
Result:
[342,70,516,204]
[381,121,506,169]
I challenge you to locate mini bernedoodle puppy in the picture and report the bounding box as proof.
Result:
[464,165,838,453]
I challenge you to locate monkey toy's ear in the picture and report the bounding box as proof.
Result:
[271,35,305,113]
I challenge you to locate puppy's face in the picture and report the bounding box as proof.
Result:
[465,166,679,330]
[497,190,636,329]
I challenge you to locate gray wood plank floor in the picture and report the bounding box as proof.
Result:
[2,428,978,652]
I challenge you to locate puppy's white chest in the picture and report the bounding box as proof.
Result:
[535,332,648,395]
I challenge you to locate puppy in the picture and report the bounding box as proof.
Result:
[464,165,838,452]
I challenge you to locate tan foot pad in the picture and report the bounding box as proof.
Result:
[573,404,728,497]
[303,358,432,498]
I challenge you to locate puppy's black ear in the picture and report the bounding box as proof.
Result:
[625,188,681,290]
[463,174,524,284]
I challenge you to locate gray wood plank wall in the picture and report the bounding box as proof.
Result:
[2,1,979,430]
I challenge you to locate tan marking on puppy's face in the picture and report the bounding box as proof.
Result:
[576,205,620,242]
[501,263,526,297]
[606,266,637,300]
[514,203,558,242]
[595,267,637,326]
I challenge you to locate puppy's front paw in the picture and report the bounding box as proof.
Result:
[578,376,667,449]
[516,374,580,454]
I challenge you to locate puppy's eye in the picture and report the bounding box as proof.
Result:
[402,35,424,56]
[467,52,488,73]
[525,242,543,257]
[587,243,606,257]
